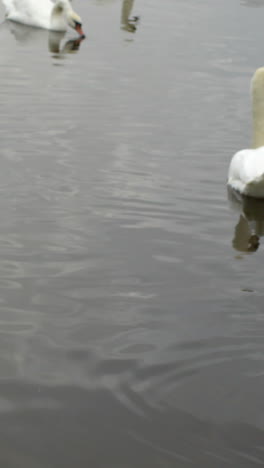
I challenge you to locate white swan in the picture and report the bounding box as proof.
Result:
[1,0,85,36]
[228,68,264,198]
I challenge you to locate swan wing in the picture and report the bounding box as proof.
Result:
[2,0,54,27]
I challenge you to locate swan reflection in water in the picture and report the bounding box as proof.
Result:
[95,0,139,32]
[228,188,264,253]
[6,20,84,56]
[240,0,264,7]
[48,32,84,56]
[121,0,139,32]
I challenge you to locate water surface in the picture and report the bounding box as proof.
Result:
[0,0,264,466]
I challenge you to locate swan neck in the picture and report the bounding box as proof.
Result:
[252,69,264,148]
[51,1,71,30]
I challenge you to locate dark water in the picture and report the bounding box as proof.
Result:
[1,0,264,466]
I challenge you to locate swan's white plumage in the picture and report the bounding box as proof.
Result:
[228,147,264,197]
[1,0,80,32]
[2,0,53,28]
[228,68,264,198]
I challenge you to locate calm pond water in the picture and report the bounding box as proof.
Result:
[1,0,264,466]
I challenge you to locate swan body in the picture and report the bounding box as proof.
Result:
[228,147,264,198]
[228,68,264,198]
[1,0,84,35]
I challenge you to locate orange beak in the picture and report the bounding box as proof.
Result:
[75,24,85,37]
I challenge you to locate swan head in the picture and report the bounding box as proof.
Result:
[52,1,85,36]
[67,11,85,37]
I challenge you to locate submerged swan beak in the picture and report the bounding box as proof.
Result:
[74,21,85,38]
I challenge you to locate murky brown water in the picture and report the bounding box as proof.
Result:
[0,0,264,466]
